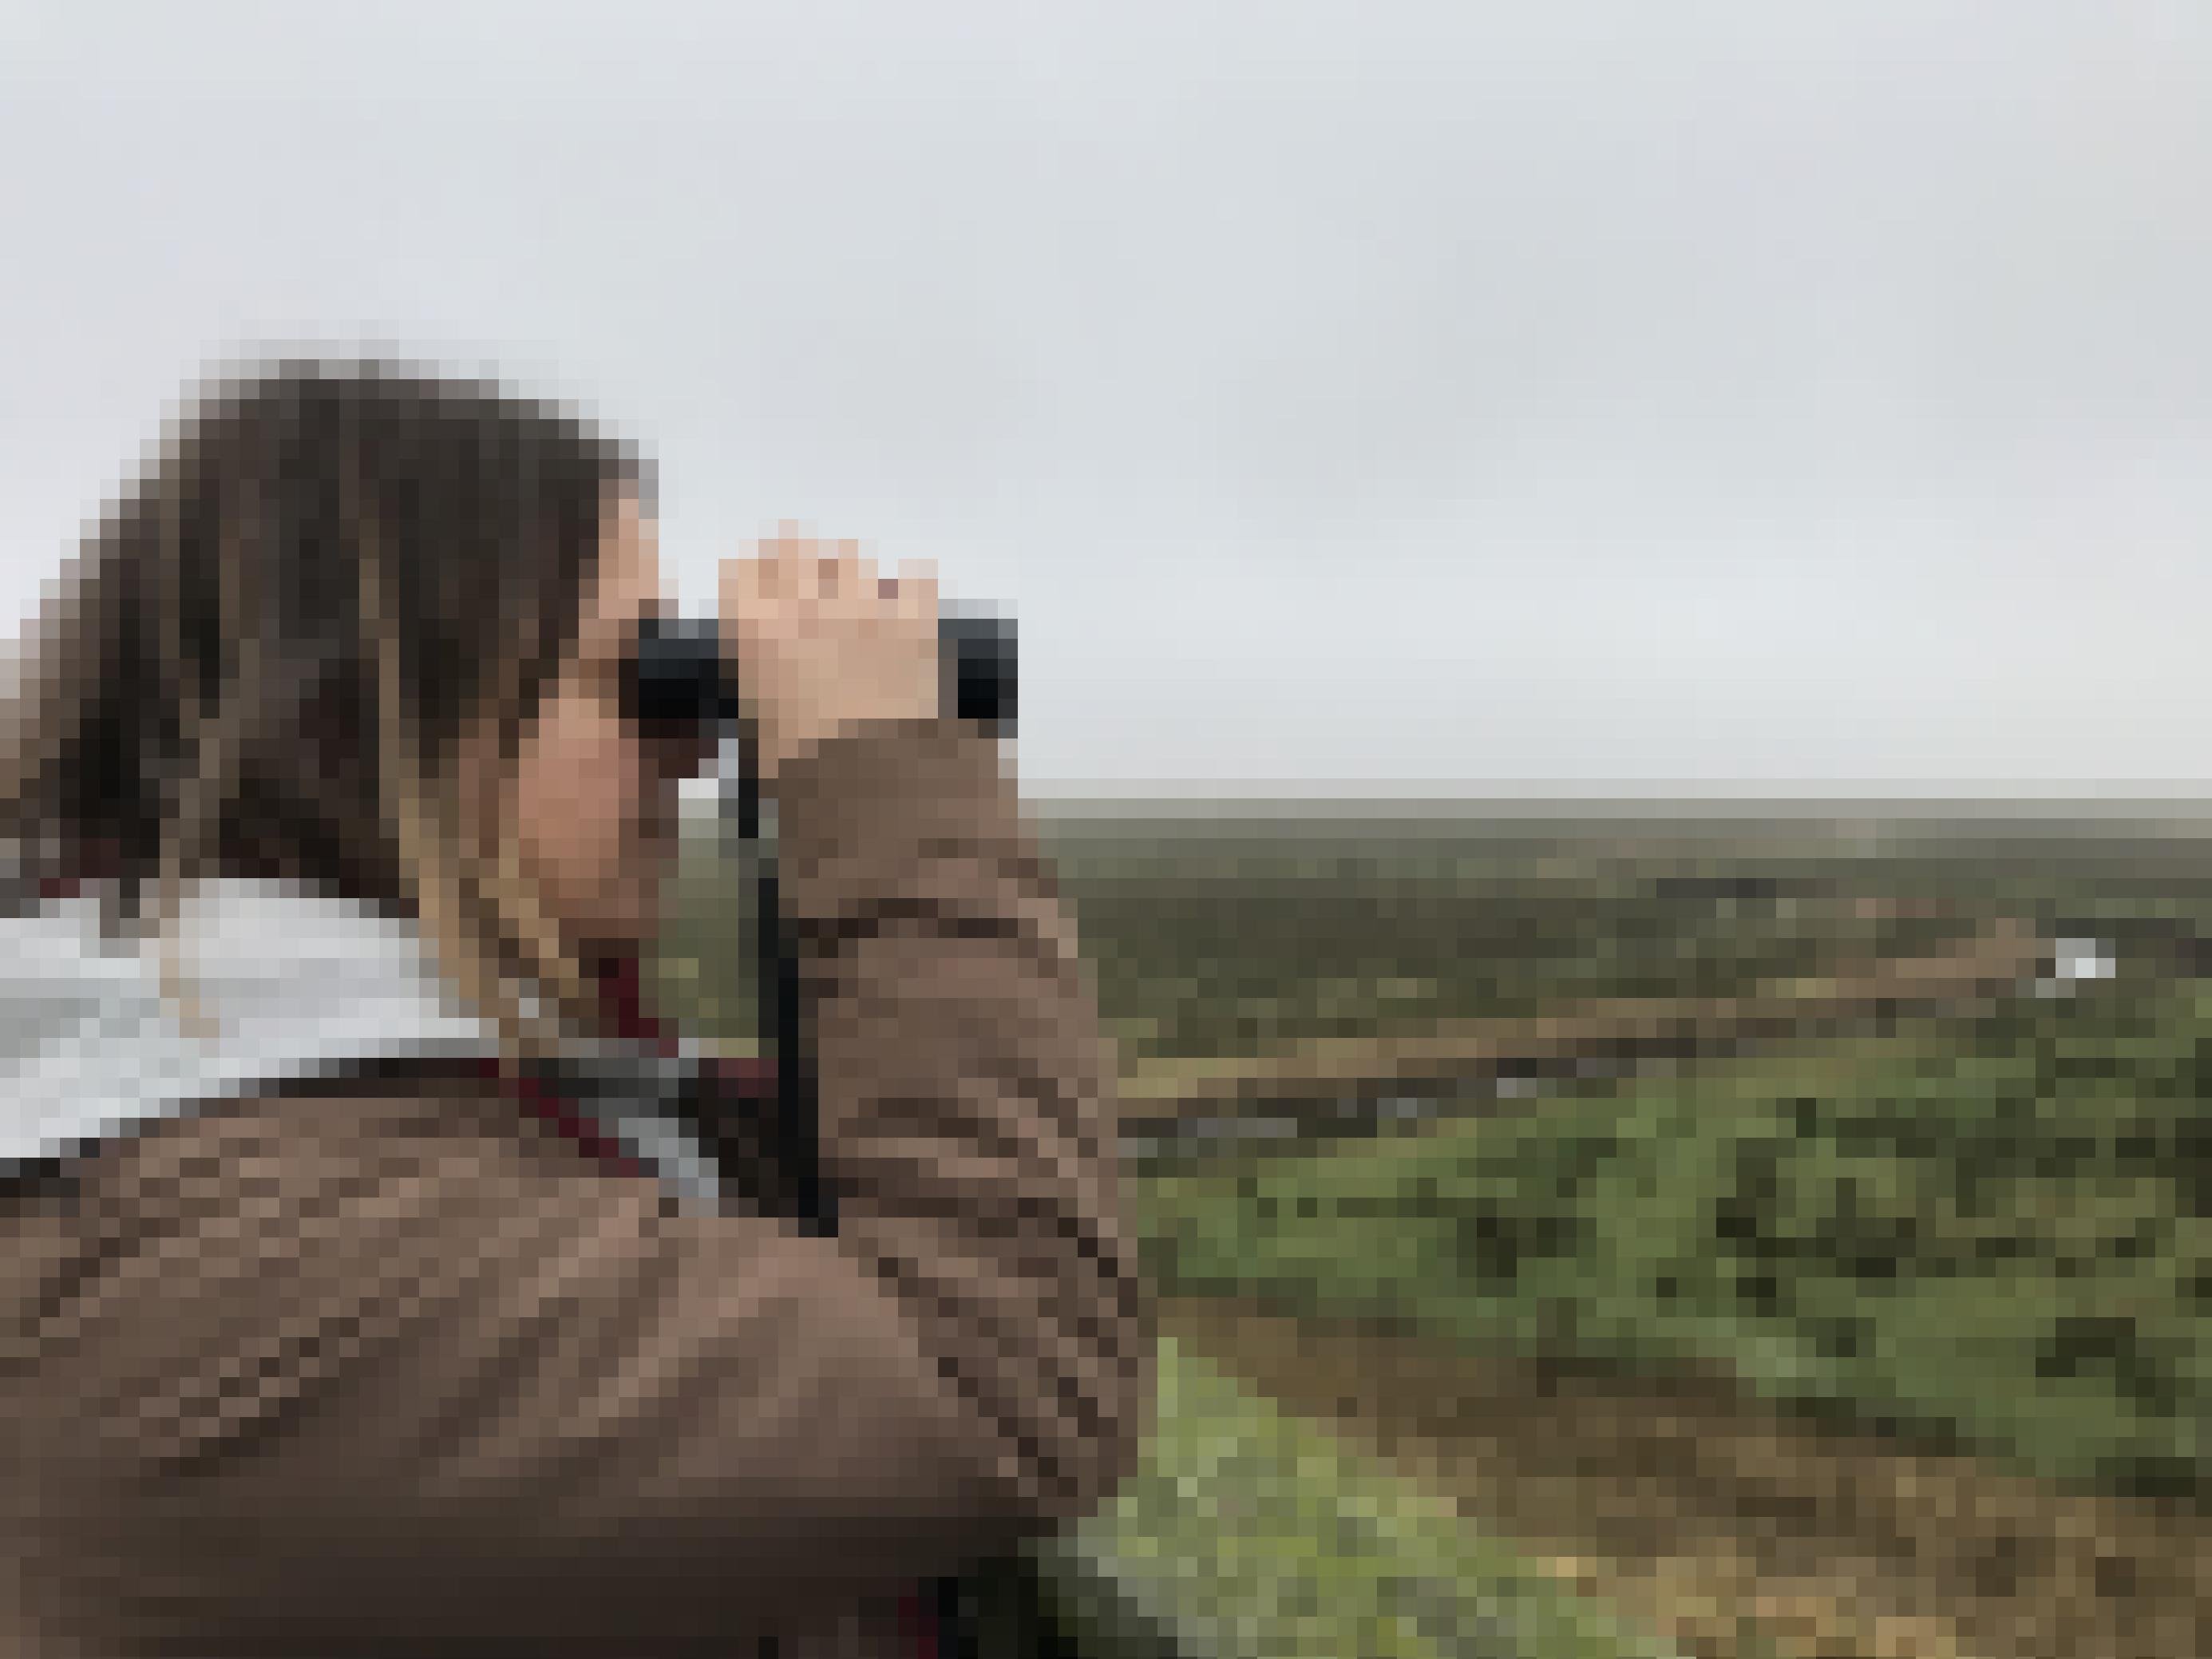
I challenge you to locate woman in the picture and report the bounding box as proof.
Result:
[0,361,1150,1657]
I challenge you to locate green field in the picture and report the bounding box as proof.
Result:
[1043,1338,1700,1659]
[651,807,2212,1655]
[1134,979,2212,1503]
[662,807,2212,1065]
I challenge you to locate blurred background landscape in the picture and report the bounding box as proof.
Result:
[651,799,2212,1659]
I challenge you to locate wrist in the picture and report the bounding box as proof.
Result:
[756,699,941,786]
[771,718,1024,902]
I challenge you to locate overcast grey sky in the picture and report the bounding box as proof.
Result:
[2,2,2208,795]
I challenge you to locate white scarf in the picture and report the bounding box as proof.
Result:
[0,877,725,1210]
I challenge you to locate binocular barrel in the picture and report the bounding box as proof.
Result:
[630,613,1017,738]
[639,611,1019,1236]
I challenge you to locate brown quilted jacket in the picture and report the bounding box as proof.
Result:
[0,718,1153,1658]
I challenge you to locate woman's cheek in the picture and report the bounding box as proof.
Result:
[583,734,649,905]
[598,736,675,936]
[515,695,650,941]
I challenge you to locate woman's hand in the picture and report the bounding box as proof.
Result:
[719,525,942,784]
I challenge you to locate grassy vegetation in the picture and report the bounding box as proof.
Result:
[1039,1337,1697,1659]
[659,811,2161,1063]
[648,832,766,1047]
[653,815,2212,1503]
[1134,980,2212,1503]
[661,811,2212,1070]
[1050,826,1979,1067]
[646,809,2212,1653]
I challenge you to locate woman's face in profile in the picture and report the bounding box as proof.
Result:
[494,489,712,961]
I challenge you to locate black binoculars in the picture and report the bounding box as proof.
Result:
[623,612,1017,741]
[643,609,1019,1237]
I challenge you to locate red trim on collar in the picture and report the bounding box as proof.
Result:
[478,1058,648,1178]
[473,949,667,1178]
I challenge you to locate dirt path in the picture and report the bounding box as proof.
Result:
[1159,1298,2209,1659]
[1116,922,2050,1128]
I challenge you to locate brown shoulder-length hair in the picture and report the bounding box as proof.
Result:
[0,357,650,1059]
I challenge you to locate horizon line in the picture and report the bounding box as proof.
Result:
[683,782,2212,820]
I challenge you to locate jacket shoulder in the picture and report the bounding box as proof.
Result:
[6,1060,605,1229]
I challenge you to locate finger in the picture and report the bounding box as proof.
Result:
[722,551,772,613]
[725,559,770,619]
[763,522,817,595]
[730,548,775,609]
[758,521,793,573]
[824,539,865,600]
[893,556,939,613]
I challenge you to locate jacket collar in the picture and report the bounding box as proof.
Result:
[0,876,723,1210]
